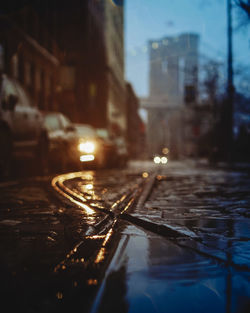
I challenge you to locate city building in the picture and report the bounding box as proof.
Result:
[102,0,127,137]
[0,4,60,112]
[126,83,146,158]
[0,1,127,137]
[142,33,200,158]
[52,0,127,134]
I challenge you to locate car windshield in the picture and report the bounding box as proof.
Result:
[44,114,61,131]
[75,124,96,137]
[96,129,110,139]
[60,114,72,129]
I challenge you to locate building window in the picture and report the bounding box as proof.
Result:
[24,61,31,86]
[59,66,75,90]
[179,57,185,94]
[35,68,41,91]
[152,42,159,50]
[18,54,24,83]
[89,83,97,98]
[11,54,19,78]
[162,60,168,73]
[0,45,4,71]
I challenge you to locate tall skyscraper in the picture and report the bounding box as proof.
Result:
[149,33,199,106]
[142,33,199,157]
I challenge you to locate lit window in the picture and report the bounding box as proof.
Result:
[152,42,159,50]
[162,60,168,73]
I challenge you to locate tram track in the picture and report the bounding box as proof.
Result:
[51,169,250,272]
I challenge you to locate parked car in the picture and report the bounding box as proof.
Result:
[70,123,110,169]
[0,73,48,177]
[42,111,76,172]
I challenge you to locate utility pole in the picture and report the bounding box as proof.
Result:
[227,0,234,162]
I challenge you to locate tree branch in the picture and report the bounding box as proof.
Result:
[235,0,250,18]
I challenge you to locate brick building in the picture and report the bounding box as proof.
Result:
[0,5,60,112]
[0,0,128,135]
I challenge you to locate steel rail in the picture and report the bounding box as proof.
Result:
[52,170,250,272]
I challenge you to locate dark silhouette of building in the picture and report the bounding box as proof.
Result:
[0,0,127,133]
[126,83,146,158]
[0,3,60,112]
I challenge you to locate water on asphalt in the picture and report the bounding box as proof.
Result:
[94,223,250,313]
[1,160,250,313]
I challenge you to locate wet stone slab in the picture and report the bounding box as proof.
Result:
[95,224,250,313]
[0,168,146,312]
[131,161,250,269]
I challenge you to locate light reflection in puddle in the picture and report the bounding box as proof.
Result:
[51,174,96,216]
[54,225,115,273]
[97,225,250,313]
[56,291,63,300]
[86,184,93,190]
[95,226,115,264]
[87,279,98,286]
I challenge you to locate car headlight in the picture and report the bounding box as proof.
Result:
[78,141,95,153]
[153,156,161,164]
[161,156,168,164]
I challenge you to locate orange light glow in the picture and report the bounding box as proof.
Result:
[56,292,63,300]
[51,173,95,215]
[78,141,95,153]
[87,279,98,286]
[162,147,169,155]
[95,247,106,264]
[80,155,95,162]
[103,228,113,246]
[85,183,93,190]
[142,172,149,178]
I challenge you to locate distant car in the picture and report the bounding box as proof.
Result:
[42,111,76,172]
[0,73,48,177]
[70,124,109,169]
[153,155,168,165]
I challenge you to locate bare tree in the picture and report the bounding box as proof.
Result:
[203,61,220,104]
[235,0,250,19]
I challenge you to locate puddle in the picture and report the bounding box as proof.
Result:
[0,219,22,226]
[96,224,250,313]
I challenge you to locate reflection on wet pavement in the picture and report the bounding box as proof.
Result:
[131,163,250,270]
[0,167,147,312]
[95,224,250,313]
[1,161,250,312]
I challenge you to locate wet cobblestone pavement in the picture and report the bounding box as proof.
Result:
[132,161,250,268]
[0,168,146,312]
[91,161,250,313]
[0,160,250,312]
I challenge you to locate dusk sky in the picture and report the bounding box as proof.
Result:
[124,0,250,97]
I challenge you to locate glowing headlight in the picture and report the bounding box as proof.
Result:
[78,141,95,153]
[154,156,161,164]
[161,156,168,164]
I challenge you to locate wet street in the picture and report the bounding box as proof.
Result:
[0,160,250,312]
